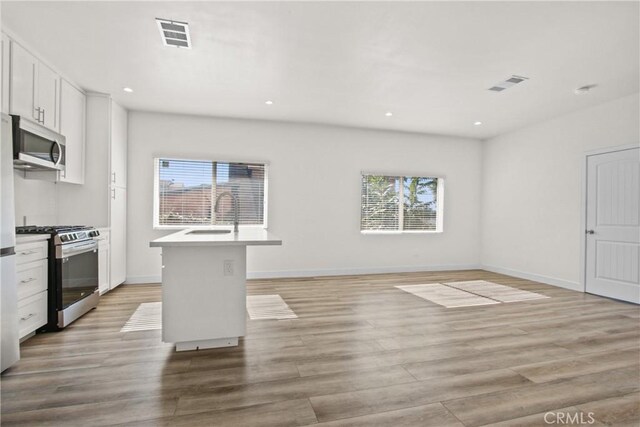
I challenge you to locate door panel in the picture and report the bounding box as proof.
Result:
[10,42,37,122]
[37,62,59,131]
[2,34,10,113]
[59,80,85,184]
[110,102,127,188]
[586,147,640,303]
[109,187,126,288]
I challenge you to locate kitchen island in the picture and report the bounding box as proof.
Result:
[150,228,281,351]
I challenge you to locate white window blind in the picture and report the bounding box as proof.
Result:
[155,158,267,228]
[361,174,442,232]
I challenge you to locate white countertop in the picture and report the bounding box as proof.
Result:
[15,234,50,244]
[150,228,282,247]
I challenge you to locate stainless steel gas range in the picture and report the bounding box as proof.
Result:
[15,226,100,330]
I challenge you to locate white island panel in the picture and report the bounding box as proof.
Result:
[150,228,282,351]
[162,245,246,350]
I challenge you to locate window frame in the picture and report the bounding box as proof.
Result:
[153,156,269,230]
[359,171,444,234]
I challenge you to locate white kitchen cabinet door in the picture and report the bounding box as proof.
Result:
[59,80,86,184]
[9,41,59,131]
[98,242,110,294]
[110,187,126,288]
[37,62,59,131]
[10,42,38,122]
[110,102,127,188]
[1,34,10,113]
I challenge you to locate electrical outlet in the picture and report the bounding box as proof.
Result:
[223,260,234,276]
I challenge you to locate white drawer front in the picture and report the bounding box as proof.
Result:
[17,259,48,300]
[18,291,48,339]
[15,241,48,265]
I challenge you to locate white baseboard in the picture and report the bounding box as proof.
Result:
[125,264,482,284]
[247,264,483,279]
[481,264,583,292]
[125,275,162,285]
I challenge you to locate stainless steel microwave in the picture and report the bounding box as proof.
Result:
[12,115,65,171]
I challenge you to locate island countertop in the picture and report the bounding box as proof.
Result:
[150,228,282,247]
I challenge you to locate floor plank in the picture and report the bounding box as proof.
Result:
[1,270,638,426]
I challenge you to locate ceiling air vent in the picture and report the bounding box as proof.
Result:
[156,18,191,49]
[488,75,529,92]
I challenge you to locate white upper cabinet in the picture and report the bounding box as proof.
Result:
[37,62,59,130]
[1,34,10,113]
[110,102,127,188]
[59,79,86,184]
[10,42,37,122]
[10,41,59,132]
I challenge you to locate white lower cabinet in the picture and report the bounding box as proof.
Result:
[16,259,47,301]
[17,292,47,339]
[110,187,126,289]
[97,231,110,294]
[15,239,48,340]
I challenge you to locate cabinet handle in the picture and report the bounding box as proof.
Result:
[20,277,36,284]
[19,250,37,255]
[42,109,45,124]
[112,172,116,184]
[34,107,41,122]
[20,313,35,321]
[111,188,116,199]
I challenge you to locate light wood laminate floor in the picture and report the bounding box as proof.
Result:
[1,270,639,426]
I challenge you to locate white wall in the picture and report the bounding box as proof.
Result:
[481,92,640,290]
[127,112,483,282]
[13,172,57,226]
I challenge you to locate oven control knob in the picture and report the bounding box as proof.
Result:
[60,235,67,242]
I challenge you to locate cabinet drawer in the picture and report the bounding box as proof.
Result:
[18,291,47,339]
[17,259,47,300]
[15,241,48,265]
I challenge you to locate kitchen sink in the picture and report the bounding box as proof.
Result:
[187,230,232,235]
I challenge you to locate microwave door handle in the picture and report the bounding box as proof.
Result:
[50,140,62,165]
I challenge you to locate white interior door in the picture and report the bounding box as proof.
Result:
[585,147,640,303]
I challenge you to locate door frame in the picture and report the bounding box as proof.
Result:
[580,143,640,293]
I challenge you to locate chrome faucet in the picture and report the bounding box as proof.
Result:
[214,191,239,233]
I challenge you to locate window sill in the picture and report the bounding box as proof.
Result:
[153,225,267,231]
[360,230,442,235]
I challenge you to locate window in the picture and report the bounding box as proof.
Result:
[154,158,267,228]
[360,174,443,232]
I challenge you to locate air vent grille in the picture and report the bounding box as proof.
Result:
[156,18,191,49]
[488,75,529,92]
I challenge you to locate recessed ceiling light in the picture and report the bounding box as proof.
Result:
[385,112,393,117]
[574,84,597,95]
[265,100,273,105]
[474,121,482,126]
[123,87,133,93]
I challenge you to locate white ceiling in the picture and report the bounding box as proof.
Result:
[2,1,638,139]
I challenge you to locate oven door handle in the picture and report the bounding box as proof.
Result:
[58,241,98,259]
